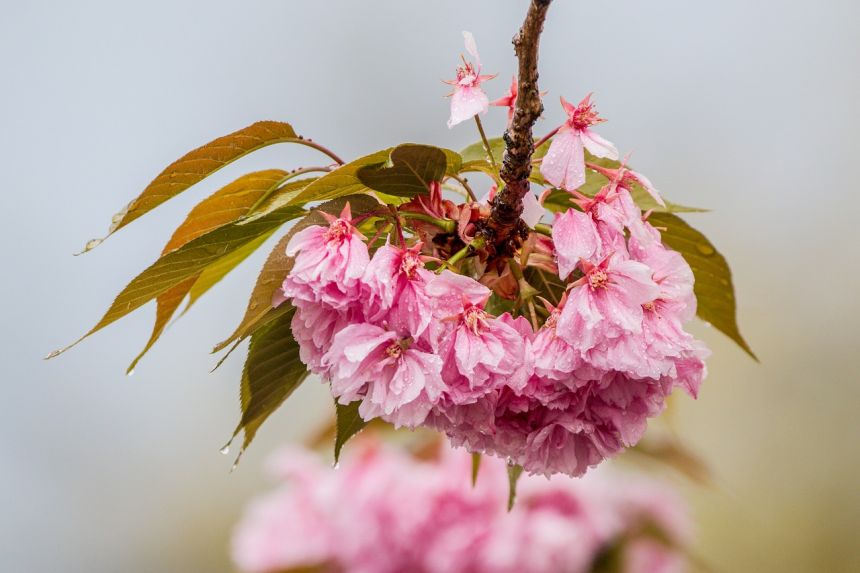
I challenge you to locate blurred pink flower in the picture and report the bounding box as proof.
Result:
[232,442,693,573]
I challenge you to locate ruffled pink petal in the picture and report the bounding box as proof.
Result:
[580,128,619,160]
[447,86,490,128]
[520,190,545,228]
[552,208,600,279]
[539,126,586,191]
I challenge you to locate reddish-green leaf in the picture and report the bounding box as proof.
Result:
[49,204,304,358]
[79,121,303,252]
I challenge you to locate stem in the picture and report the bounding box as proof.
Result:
[533,223,552,236]
[533,126,559,151]
[484,0,553,252]
[446,235,486,269]
[398,211,457,233]
[448,173,478,202]
[248,165,334,213]
[294,138,346,165]
[474,116,498,171]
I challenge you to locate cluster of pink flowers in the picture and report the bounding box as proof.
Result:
[277,32,708,478]
[232,442,693,573]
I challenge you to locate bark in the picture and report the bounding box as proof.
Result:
[481,0,553,258]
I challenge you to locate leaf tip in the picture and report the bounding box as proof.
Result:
[73,237,105,256]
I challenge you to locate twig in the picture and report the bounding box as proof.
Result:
[483,0,553,252]
[474,116,498,170]
[448,173,478,202]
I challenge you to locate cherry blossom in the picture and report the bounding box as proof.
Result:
[540,94,619,191]
[445,31,496,128]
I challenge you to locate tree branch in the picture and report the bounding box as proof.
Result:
[482,0,552,257]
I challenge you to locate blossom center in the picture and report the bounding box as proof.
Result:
[324,219,351,243]
[400,252,421,279]
[588,269,609,290]
[570,102,604,130]
[385,342,403,359]
[456,63,478,86]
[463,305,487,335]
[643,301,656,312]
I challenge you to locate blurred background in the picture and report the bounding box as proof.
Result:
[2,0,859,571]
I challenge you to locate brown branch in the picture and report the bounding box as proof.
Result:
[481,0,552,257]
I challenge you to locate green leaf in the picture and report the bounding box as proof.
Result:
[50,204,304,358]
[649,213,756,359]
[287,149,391,206]
[471,452,482,487]
[460,137,506,164]
[357,144,451,198]
[80,122,303,253]
[507,464,524,511]
[214,194,382,354]
[127,278,196,374]
[524,266,567,307]
[186,231,274,308]
[334,400,368,463]
[126,170,291,370]
[229,306,309,462]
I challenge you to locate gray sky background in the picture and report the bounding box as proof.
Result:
[2,1,859,572]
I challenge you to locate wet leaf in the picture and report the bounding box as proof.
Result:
[507,464,524,511]
[357,144,450,197]
[650,213,756,359]
[287,149,391,206]
[82,121,302,252]
[334,400,368,463]
[214,194,382,354]
[460,137,506,164]
[51,204,304,358]
[126,170,291,370]
[230,307,308,461]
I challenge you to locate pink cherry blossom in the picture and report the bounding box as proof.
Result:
[362,243,435,338]
[556,254,660,354]
[323,322,445,428]
[445,31,496,128]
[281,203,370,309]
[490,75,518,125]
[540,94,619,191]
[426,271,529,403]
[551,208,601,280]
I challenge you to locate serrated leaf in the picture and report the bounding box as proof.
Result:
[230,307,308,460]
[334,400,368,463]
[649,213,756,359]
[214,194,382,354]
[287,150,391,206]
[127,277,196,374]
[507,464,524,511]
[186,231,274,308]
[356,144,450,198]
[127,171,291,371]
[81,122,303,252]
[51,204,305,358]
